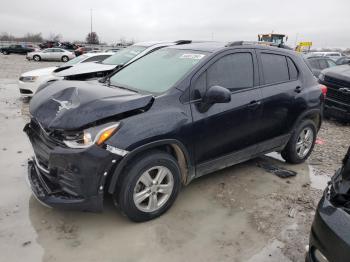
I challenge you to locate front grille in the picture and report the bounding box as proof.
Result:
[325,75,350,88]
[19,88,33,94]
[327,87,350,104]
[28,119,59,169]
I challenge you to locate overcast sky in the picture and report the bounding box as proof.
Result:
[1,0,349,48]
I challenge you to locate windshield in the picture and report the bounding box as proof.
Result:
[110,49,208,94]
[61,54,89,66]
[102,45,147,65]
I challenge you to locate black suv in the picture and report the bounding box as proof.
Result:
[319,65,350,122]
[25,42,325,222]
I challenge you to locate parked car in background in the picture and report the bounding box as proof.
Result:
[306,146,350,262]
[336,56,350,65]
[74,46,100,56]
[319,65,350,122]
[309,51,344,61]
[18,52,112,96]
[26,42,324,222]
[104,48,121,53]
[305,56,337,77]
[0,44,35,55]
[52,40,192,81]
[26,48,75,62]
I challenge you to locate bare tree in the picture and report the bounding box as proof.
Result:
[47,33,62,42]
[86,32,99,44]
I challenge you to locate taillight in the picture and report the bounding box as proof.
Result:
[320,84,327,98]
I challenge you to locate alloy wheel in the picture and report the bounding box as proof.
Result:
[296,127,314,158]
[133,166,174,213]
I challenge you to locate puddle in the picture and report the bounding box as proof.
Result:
[308,165,329,190]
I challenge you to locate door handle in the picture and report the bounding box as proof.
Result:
[294,86,302,93]
[247,100,261,109]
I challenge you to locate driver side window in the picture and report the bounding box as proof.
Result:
[191,52,254,100]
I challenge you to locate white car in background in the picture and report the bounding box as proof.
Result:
[19,52,112,96]
[26,48,75,62]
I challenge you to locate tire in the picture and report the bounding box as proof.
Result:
[61,56,69,62]
[33,55,41,61]
[116,150,181,222]
[2,50,9,55]
[281,119,317,164]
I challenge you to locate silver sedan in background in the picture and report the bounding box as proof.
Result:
[26,48,75,62]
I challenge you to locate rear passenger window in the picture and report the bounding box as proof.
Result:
[207,53,254,91]
[261,53,289,84]
[287,57,298,80]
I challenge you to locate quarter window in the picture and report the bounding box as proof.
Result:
[261,53,289,84]
[207,53,254,91]
[287,57,298,80]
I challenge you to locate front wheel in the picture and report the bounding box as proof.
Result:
[61,56,69,62]
[33,55,41,61]
[116,151,181,222]
[281,119,317,164]
[2,50,9,55]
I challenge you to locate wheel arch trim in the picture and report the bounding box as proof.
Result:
[107,139,194,194]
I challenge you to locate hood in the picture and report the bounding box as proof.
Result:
[21,67,58,77]
[29,80,153,130]
[323,65,350,83]
[54,62,117,77]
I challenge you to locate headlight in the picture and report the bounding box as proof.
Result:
[318,73,325,81]
[63,122,120,149]
[19,76,38,82]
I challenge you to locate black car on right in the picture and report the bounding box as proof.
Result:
[306,146,350,262]
[319,65,350,122]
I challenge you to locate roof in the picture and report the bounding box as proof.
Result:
[168,41,298,55]
[134,41,186,47]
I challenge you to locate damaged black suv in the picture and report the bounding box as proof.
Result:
[25,42,325,222]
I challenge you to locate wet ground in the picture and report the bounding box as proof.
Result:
[0,54,348,262]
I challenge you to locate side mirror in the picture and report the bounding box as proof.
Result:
[197,85,231,112]
[203,85,231,104]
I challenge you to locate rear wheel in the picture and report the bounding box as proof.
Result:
[281,119,317,164]
[33,55,41,61]
[116,151,181,222]
[61,56,69,62]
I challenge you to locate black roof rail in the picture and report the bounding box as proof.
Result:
[175,40,192,45]
[225,40,275,47]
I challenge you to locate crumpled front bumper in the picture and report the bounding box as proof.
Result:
[307,189,350,262]
[24,122,122,212]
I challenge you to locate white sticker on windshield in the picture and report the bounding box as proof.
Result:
[179,54,205,60]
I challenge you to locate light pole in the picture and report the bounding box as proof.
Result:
[90,8,93,36]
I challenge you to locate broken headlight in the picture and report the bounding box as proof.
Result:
[63,122,120,149]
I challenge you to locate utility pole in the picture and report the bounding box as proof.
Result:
[90,8,93,35]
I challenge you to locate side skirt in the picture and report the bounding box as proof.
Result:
[195,134,290,178]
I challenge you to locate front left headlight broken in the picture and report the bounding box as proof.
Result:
[63,122,120,149]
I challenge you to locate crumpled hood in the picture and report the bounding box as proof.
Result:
[29,80,153,130]
[21,67,58,77]
[323,65,350,83]
[53,62,117,77]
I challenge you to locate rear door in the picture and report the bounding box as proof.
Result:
[256,50,302,150]
[190,49,262,174]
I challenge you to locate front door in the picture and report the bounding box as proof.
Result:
[189,50,263,176]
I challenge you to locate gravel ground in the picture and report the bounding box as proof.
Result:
[0,54,349,262]
[309,120,350,176]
